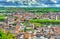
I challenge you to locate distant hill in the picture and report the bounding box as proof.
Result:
[0,7,60,13]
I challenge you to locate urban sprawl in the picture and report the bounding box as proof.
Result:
[0,12,60,39]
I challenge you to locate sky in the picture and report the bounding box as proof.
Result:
[0,0,60,7]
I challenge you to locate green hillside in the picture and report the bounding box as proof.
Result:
[0,7,60,13]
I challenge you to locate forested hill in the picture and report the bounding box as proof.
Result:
[0,7,60,13]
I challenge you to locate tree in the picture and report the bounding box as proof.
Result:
[0,29,17,39]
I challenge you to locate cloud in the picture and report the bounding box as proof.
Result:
[51,0,57,3]
[55,4,60,7]
[0,0,60,7]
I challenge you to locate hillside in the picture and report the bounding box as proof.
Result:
[0,7,60,13]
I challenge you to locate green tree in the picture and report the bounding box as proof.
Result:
[0,29,17,39]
